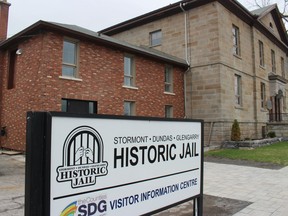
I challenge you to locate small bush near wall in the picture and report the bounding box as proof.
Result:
[231,119,241,141]
[267,131,276,138]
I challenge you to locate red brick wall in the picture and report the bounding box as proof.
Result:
[0,31,185,151]
[0,1,10,41]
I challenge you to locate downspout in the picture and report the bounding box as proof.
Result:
[180,2,191,118]
[180,2,190,66]
[251,25,258,138]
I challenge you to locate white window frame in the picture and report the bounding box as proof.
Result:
[164,65,173,93]
[165,105,173,118]
[124,101,135,116]
[281,57,285,78]
[124,55,135,87]
[259,40,265,67]
[235,74,242,106]
[260,82,266,109]
[150,30,162,47]
[62,39,78,78]
[232,25,241,56]
[271,49,276,73]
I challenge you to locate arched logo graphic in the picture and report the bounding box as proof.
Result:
[56,126,108,188]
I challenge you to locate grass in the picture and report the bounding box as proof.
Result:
[205,141,288,166]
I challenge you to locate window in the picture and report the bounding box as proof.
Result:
[150,30,162,47]
[271,49,276,73]
[269,22,273,29]
[62,40,78,77]
[124,55,135,86]
[281,57,285,78]
[164,65,173,92]
[234,74,242,105]
[259,40,265,67]
[61,99,97,114]
[165,105,173,118]
[260,82,266,109]
[124,101,135,116]
[7,48,17,89]
[232,25,240,56]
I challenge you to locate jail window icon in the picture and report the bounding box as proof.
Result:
[62,126,104,166]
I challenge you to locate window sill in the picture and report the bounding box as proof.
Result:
[122,85,139,90]
[149,44,161,48]
[234,105,243,110]
[259,65,266,70]
[164,92,175,96]
[233,54,242,60]
[59,76,82,82]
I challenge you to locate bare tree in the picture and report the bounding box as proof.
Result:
[259,0,288,22]
[240,0,288,25]
[254,0,272,7]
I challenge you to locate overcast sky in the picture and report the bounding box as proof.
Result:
[6,0,257,38]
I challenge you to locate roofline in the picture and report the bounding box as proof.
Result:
[99,0,288,51]
[256,4,277,20]
[99,0,214,35]
[0,21,188,68]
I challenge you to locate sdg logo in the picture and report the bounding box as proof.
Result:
[56,126,108,188]
[60,198,107,216]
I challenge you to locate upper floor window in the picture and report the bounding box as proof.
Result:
[271,49,276,73]
[259,40,265,67]
[124,101,135,116]
[165,105,173,118]
[124,55,135,87]
[281,57,285,78]
[235,74,242,106]
[61,99,97,114]
[62,40,78,78]
[260,82,266,109]
[164,65,173,92]
[232,25,240,56]
[150,30,162,47]
[269,22,273,29]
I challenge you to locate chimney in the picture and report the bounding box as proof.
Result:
[0,0,10,41]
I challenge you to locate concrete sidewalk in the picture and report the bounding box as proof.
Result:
[204,162,288,216]
[0,153,25,216]
[0,153,288,215]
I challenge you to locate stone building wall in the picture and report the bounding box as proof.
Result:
[109,1,288,146]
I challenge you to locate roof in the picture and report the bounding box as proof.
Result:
[250,4,276,17]
[99,0,288,51]
[0,21,188,68]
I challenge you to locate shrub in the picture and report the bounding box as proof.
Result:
[231,119,241,141]
[267,131,276,138]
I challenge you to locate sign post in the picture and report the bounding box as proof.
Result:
[25,112,203,216]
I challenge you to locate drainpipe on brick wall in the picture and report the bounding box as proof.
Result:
[180,2,191,118]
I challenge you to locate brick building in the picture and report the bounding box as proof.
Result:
[0,2,187,150]
[100,0,288,147]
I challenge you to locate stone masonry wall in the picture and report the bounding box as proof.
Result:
[108,1,288,147]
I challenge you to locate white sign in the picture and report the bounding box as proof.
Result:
[50,116,202,216]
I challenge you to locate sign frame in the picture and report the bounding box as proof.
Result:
[25,112,204,216]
